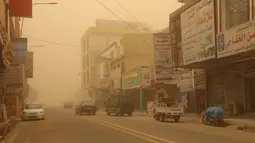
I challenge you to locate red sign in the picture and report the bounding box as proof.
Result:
[9,0,32,18]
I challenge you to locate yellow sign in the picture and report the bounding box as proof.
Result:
[124,72,138,79]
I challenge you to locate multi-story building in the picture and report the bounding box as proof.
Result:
[171,0,254,114]
[0,1,25,117]
[97,33,154,111]
[80,19,151,101]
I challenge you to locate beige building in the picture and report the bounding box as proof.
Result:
[80,19,151,101]
[97,33,154,110]
[170,0,255,114]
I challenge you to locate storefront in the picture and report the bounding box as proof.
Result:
[122,66,152,112]
[212,19,255,114]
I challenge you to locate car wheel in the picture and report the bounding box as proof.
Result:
[92,112,96,115]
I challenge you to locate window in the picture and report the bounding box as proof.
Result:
[225,0,249,29]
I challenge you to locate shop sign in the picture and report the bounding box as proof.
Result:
[217,20,255,58]
[5,64,25,87]
[26,52,33,78]
[122,68,140,89]
[12,38,27,64]
[181,0,216,65]
[141,66,151,88]
[177,70,193,92]
[192,69,205,89]
[153,33,172,82]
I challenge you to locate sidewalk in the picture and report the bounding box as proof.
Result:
[0,116,18,141]
[134,111,255,130]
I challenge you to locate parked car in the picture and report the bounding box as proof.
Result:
[75,100,97,115]
[21,103,45,121]
[63,102,74,109]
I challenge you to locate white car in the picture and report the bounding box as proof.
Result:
[21,104,45,120]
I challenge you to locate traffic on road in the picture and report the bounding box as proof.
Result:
[5,108,255,143]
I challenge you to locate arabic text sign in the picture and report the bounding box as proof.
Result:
[122,68,141,89]
[217,20,255,58]
[181,0,216,65]
[141,66,151,87]
[12,38,27,64]
[153,33,170,46]
[26,52,33,78]
[153,33,172,82]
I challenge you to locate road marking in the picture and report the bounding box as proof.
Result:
[90,120,160,143]
[87,119,176,143]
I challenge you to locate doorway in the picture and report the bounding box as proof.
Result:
[246,78,255,112]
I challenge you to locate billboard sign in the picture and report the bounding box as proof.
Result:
[26,52,33,78]
[181,0,216,65]
[5,64,25,87]
[12,38,27,64]
[9,0,32,18]
[217,20,255,58]
[153,33,172,82]
[140,66,151,88]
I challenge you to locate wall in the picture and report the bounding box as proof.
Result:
[121,34,154,72]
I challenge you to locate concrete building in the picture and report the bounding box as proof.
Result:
[170,0,254,115]
[0,1,24,117]
[80,19,151,101]
[96,33,154,111]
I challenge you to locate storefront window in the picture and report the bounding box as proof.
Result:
[225,0,249,29]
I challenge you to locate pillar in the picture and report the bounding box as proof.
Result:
[139,88,143,112]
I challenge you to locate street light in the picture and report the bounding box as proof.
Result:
[20,2,58,36]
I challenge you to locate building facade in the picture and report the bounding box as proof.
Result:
[171,0,255,115]
[80,19,151,101]
[96,33,154,111]
[0,0,26,118]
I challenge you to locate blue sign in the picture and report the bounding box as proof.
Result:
[122,68,141,89]
[12,38,27,64]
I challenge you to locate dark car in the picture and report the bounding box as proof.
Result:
[75,101,97,115]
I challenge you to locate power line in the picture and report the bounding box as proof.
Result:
[26,36,80,47]
[115,0,152,33]
[95,0,143,34]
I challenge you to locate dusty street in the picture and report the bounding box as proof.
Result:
[5,108,255,143]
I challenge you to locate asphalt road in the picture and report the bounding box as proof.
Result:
[5,108,255,143]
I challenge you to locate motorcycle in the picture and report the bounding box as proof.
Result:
[201,106,224,127]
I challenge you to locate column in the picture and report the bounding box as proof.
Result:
[139,88,143,112]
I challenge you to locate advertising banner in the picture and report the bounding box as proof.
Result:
[5,64,25,87]
[9,0,32,18]
[12,38,27,64]
[26,52,33,78]
[177,70,193,92]
[181,0,216,65]
[217,20,255,58]
[192,69,205,89]
[122,68,140,89]
[153,33,172,82]
[141,66,151,88]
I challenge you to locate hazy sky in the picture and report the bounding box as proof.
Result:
[24,0,183,104]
